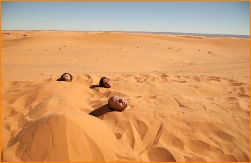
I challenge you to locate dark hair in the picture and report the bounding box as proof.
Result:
[57,73,73,82]
[99,77,109,87]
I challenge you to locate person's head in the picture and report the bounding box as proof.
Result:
[108,96,130,111]
[99,77,112,88]
[58,73,73,82]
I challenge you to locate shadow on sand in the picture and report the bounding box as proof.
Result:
[90,85,100,89]
[89,104,114,119]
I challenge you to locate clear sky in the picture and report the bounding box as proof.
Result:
[2,2,250,35]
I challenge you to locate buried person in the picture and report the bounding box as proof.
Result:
[57,73,73,82]
[99,77,113,88]
[108,96,130,111]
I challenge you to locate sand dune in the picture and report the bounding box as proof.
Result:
[1,31,250,161]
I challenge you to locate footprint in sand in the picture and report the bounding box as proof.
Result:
[230,82,245,87]
[148,147,176,162]
[174,98,186,108]
[238,99,250,112]
[114,133,122,139]
[159,74,168,82]
[207,76,221,82]
[135,120,148,140]
[192,76,201,82]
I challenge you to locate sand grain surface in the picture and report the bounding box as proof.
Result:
[1,31,250,161]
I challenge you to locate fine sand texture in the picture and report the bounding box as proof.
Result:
[1,31,250,161]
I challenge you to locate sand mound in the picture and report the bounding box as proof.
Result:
[2,112,138,162]
[2,80,139,162]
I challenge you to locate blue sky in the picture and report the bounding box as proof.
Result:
[2,2,250,35]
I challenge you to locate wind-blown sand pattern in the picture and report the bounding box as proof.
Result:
[2,31,250,161]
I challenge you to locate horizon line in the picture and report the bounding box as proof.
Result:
[2,30,250,37]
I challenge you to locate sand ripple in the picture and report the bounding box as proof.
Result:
[2,74,249,161]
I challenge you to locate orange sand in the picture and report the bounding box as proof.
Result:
[1,31,250,161]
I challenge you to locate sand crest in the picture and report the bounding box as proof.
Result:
[1,31,250,161]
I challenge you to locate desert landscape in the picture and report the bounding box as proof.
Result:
[1,31,250,161]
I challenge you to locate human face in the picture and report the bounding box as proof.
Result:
[62,73,71,82]
[108,96,129,111]
[103,78,112,88]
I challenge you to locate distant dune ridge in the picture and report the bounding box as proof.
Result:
[1,31,250,161]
